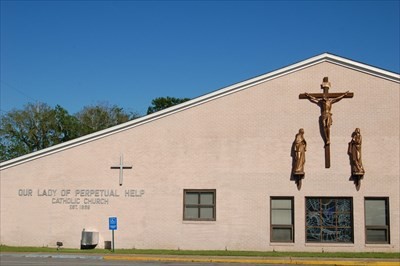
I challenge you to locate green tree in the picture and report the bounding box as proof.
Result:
[54,105,81,142]
[147,96,190,115]
[0,103,79,161]
[1,102,140,161]
[75,103,140,136]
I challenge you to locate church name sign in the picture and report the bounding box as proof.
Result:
[17,188,145,210]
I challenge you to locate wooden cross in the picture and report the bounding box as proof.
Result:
[299,77,353,168]
[110,154,132,186]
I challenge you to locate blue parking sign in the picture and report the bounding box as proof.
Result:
[109,217,117,230]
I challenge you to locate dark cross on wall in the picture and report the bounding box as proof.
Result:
[111,154,133,186]
[299,77,353,168]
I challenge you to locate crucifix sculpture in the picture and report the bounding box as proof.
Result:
[110,154,133,186]
[299,77,353,168]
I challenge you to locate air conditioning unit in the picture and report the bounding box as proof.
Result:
[80,229,99,249]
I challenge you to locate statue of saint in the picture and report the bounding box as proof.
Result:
[348,128,365,175]
[293,128,307,174]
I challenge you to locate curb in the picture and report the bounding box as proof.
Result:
[2,253,399,265]
[103,255,400,265]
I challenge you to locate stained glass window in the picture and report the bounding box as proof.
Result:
[305,197,353,243]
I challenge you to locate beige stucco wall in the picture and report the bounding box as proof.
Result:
[1,61,399,252]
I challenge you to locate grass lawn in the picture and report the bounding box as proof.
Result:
[1,245,399,259]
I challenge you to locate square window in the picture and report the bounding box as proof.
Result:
[183,190,216,221]
[305,197,353,243]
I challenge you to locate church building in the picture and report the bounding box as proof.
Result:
[1,53,399,252]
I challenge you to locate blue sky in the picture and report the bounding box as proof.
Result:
[1,0,399,116]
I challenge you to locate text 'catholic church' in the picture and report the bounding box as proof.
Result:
[1,53,399,252]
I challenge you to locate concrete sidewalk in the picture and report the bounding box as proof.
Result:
[103,254,400,265]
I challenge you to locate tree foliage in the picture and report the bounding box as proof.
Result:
[1,97,188,162]
[75,103,140,135]
[147,96,190,115]
[0,102,139,161]
[0,103,79,161]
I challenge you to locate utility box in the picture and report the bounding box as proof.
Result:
[104,241,112,250]
[80,229,99,250]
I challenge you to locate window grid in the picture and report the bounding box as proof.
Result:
[305,197,353,243]
[183,189,216,221]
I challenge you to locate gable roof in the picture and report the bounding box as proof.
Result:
[1,53,399,170]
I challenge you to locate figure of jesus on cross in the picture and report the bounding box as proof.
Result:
[305,85,350,145]
[299,77,353,168]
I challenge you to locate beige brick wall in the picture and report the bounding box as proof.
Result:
[1,61,399,252]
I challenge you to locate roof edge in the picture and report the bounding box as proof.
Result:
[1,53,399,170]
[321,53,399,82]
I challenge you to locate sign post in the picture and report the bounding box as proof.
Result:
[108,217,117,252]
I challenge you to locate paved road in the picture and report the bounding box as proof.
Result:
[0,254,284,266]
[1,253,399,266]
